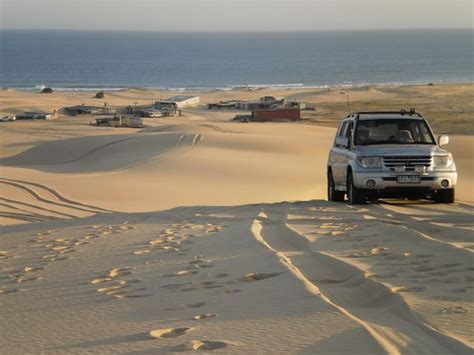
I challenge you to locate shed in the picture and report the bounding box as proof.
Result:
[65,105,112,116]
[17,111,55,120]
[251,108,301,122]
[155,95,199,109]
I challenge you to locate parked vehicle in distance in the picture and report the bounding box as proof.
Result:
[327,109,457,204]
[0,115,16,122]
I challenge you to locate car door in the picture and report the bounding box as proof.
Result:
[339,121,354,187]
[330,121,349,186]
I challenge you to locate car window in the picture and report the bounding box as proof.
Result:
[338,122,347,137]
[421,123,434,142]
[345,122,354,144]
[354,119,436,145]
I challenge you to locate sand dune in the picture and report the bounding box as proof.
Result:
[0,200,472,353]
[0,88,473,353]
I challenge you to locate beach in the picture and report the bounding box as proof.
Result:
[0,84,473,353]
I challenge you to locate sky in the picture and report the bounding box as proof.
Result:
[0,0,472,32]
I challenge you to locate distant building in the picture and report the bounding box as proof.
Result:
[235,96,286,111]
[160,107,182,117]
[94,115,143,128]
[208,100,239,109]
[209,96,312,112]
[17,111,55,120]
[251,108,301,122]
[155,95,200,109]
[287,101,316,111]
[64,105,114,116]
[136,108,163,118]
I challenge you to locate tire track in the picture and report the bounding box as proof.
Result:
[31,136,138,167]
[0,177,114,213]
[0,179,112,214]
[251,212,472,355]
[360,203,474,253]
[83,133,202,177]
[0,202,61,221]
[0,197,78,219]
[0,211,53,223]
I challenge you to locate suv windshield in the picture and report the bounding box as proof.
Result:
[354,119,436,146]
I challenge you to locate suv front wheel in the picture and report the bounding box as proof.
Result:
[347,171,366,205]
[432,189,455,204]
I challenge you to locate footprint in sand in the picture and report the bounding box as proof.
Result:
[193,313,217,320]
[450,287,466,293]
[17,276,39,283]
[371,273,398,279]
[109,267,132,278]
[188,258,215,269]
[149,239,166,246]
[97,284,127,293]
[150,327,192,338]
[0,251,14,260]
[113,288,151,299]
[91,277,112,285]
[162,282,192,290]
[0,287,20,295]
[215,273,229,279]
[240,272,283,282]
[167,302,206,311]
[181,287,198,292]
[370,247,390,256]
[164,270,199,278]
[192,340,227,351]
[391,286,425,293]
[42,254,68,262]
[440,306,468,314]
[133,249,150,255]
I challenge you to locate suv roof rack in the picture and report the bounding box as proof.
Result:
[345,108,422,119]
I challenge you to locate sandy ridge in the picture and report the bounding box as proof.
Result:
[253,212,472,354]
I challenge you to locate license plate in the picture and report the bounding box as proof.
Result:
[397,175,421,184]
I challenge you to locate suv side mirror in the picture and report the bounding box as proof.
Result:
[336,136,349,149]
[438,135,449,146]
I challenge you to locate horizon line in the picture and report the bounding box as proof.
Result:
[1,27,472,33]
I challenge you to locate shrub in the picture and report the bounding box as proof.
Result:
[42,87,54,93]
[95,91,105,98]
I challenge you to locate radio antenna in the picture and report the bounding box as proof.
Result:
[346,91,351,112]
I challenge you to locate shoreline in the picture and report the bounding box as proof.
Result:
[3,80,473,93]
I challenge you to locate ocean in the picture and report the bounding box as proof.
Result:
[0,29,472,91]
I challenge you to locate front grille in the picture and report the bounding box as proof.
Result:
[383,156,432,171]
[382,177,435,181]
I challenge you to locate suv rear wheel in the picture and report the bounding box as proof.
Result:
[432,189,455,204]
[347,171,366,205]
[327,170,345,202]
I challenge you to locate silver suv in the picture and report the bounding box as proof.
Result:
[327,109,457,204]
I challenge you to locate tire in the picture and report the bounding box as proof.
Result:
[327,170,345,202]
[347,171,366,205]
[432,189,455,203]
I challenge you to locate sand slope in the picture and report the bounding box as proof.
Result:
[1,117,472,225]
[0,200,472,353]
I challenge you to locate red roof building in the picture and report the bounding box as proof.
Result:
[252,108,301,122]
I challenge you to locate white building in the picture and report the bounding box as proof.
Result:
[157,95,200,109]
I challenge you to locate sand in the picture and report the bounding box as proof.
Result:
[0,86,473,353]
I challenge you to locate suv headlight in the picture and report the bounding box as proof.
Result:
[433,154,453,168]
[357,156,382,168]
